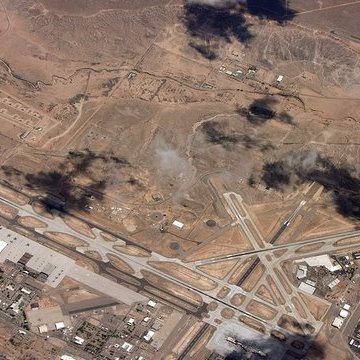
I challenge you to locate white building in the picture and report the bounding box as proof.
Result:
[339,309,349,319]
[73,336,85,345]
[332,317,344,329]
[147,300,157,308]
[172,220,184,229]
[144,330,155,342]
[298,282,316,295]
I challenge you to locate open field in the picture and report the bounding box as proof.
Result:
[230,293,245,306]
[256,285,277,306]
[0,184,28,205]
[240,263,265,292]
[107,253,135,274]
[292,296,308,319]
[18,215,47,228]
[228,256,257,285]
[60,214,95,238]
[0,202,17,219]
[113,244,151,257]
[197,259,238,280]
[141,270,203,307]
[295,242,325,254]
[238,316,266,334]
[266,275,286,306]
[183,227,254,262]
[299,293,331,321]
[44,231,88,247]
[149,261,217,291]
[246,300,278,321]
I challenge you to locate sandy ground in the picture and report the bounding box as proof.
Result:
[299,293,330,321]
[61,214,95,238]
[274,268,293,295]
[44,231,88,247]
[197,259,238,280]
[238,316,266,334]
[183,227,253,262]
[230,293,245,306]
[100,232,119,242]
[106,253,135,274]
[84,249,102,261]
[220,308,235,319]
[216,286,230,300]
[241,263,265,292]
[246,300,278,321]
[0,184,28,205]
[256,284,277,305]
[149,261,218,291]
[292,296,308,319]
[267,275,286,305]
[142,270,203,307]
[295,242,325,254]
[0,202,18,219]
[113,244,151,257]
[31,201,54,219]
[0,1,359,356]
[228,256,257,285]
[334,236,360,247]
[18,215,47,228]
[278,315,305,336]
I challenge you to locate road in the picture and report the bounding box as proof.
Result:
[0,184,358,354]
[177,323,210,360]
[0,195,280,332]
[222,192,318,336]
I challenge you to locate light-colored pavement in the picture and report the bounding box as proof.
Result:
[0,187,357,351]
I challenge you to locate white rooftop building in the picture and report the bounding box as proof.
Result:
[144,330,155,342]
[296,265,307,280]
[339,309,349,319]
[0,240,7,253]
[297,255,343,272]
[55,322,65,330]
[147,300,157,308]
[172,220,184,229]
[74,336,85,345]
[60,356,76,360]
[328,279,340,289]
[121,342,134,352]
[38,325,48,334]
[298,282,316,295]
[332,317,344,329]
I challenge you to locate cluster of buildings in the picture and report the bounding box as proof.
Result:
[295,254,356,295]
[0,226,190,360]
[0,228,75,288]
[348,322,360,353]
[0,261,41,324]
[332,303,351,329]
[65,298,183,360]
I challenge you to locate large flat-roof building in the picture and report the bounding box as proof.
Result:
[0,227,75,287]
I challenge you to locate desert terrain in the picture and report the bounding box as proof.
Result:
[0,0,359,359]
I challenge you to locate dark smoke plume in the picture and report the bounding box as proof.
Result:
[256,149,360,220]
[201,121,274,151]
